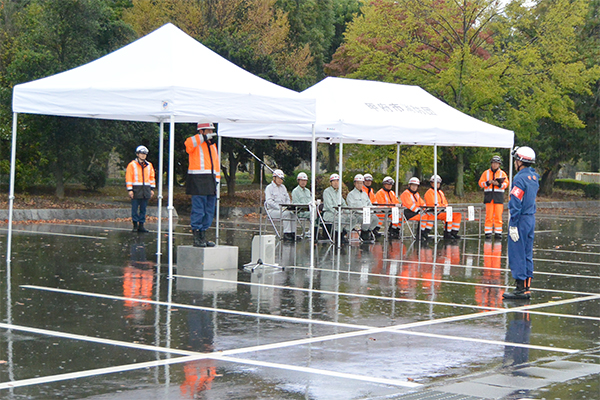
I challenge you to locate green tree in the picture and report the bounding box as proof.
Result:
[2,0,134,197]
[326,0,600,196]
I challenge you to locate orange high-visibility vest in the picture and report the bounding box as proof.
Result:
[374,188,399,205]
[362,185,376,203]
[185,134,221,180]
[400,189,424,212]
[126,160,156,190]
[424,188,448,207]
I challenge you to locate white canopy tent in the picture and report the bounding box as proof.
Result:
[221,77,514,241]
[10,23,316,275]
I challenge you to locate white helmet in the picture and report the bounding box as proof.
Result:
[408,177,420,186]
[363,173,373,181]
[382,176,394,185]
[329,173,340,181]
[297,172,308,180]
[273,169,285,179]
[136,145,149,154]
[197,122,216,130]
[354,174,364,182]
[512,146,536,163]
[430,174,442,183]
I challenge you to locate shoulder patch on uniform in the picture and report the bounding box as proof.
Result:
[533,175,537,180]
[511,186,524,200]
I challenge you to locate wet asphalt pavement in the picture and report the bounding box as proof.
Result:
[0,211,598,399]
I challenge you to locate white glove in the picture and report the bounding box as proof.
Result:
[509,226,519,242]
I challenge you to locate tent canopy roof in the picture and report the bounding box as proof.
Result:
[220,77,514,148]
[12,23,315,124]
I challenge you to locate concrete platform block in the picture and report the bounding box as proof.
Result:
[177,245,238,275]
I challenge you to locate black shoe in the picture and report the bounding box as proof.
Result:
[283,232,295,242]
[494,233,502,239]
[443,230,453,240]
[372,226,382,239]
[451,230,461,239]
[193,229,205,247]
[388,227,400,239]
[199,230,215,247]
[360,230,374,242]
[137,223,149,233]
[485,233,492,240]
[503,279,531,300]
[132,222,138,232]
[419,228,430,241]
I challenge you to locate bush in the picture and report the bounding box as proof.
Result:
[83,164,107,191]
[554,179,588,191]
[583,183,600,199]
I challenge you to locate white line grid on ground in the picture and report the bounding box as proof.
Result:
[2,282,596,391]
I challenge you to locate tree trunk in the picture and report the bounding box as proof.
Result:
[54,165,65,199]
[227,150,238,197]
[454,150,464,198]
[539,164,559,195]
[328,144,337,172]
[253,149,264,184]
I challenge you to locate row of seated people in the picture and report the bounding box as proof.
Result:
[264,169,462,242]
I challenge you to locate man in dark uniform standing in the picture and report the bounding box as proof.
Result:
[503,146,539,300]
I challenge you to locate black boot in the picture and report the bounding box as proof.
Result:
[193,229,205,247]
[494,232,502,240]
[419,228,430,241]
[200,230,215,247]
[451,230,461,239]
[137,222,149,233]
[443,230,453,240]
[131,222,138,232]
[485,233,492,240]
[341,229,349,244]
[502,279,531,300]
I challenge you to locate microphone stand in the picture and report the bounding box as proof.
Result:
[234,140,283,272]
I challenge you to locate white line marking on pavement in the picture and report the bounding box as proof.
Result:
[0,228,105,240]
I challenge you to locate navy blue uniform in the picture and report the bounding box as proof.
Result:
[507,167,539,281]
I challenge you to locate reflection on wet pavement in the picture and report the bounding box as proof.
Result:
[0,213,598,399]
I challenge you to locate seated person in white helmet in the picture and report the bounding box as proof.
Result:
[374,176,401,239]
[291,172,311,219]
[362,173,376,203]
[264,169,297,241]
[399,177,429,240]
[346,174,381,242]
[322,173,349,243]
[423,174,462,240]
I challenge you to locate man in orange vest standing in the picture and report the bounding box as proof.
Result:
[126,145,155,233]
[479,155,509,239]
[185,123,220,247]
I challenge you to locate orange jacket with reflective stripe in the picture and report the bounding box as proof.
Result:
[374,188,399,205]
[424,188,448,207]
[478,168,508,203]
[362,185,376,203]
[126,160,156,190]
[185,134,220,180]
[400,189,424,212]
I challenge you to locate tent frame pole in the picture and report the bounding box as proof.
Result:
[7,113,18,263]
[395,143,400,195]
[168,115,175,280]
[337,140,344,248]
[433,144,438,242]
[216,134,222,245]
[310,124,316,268]
[156,121,165,258]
